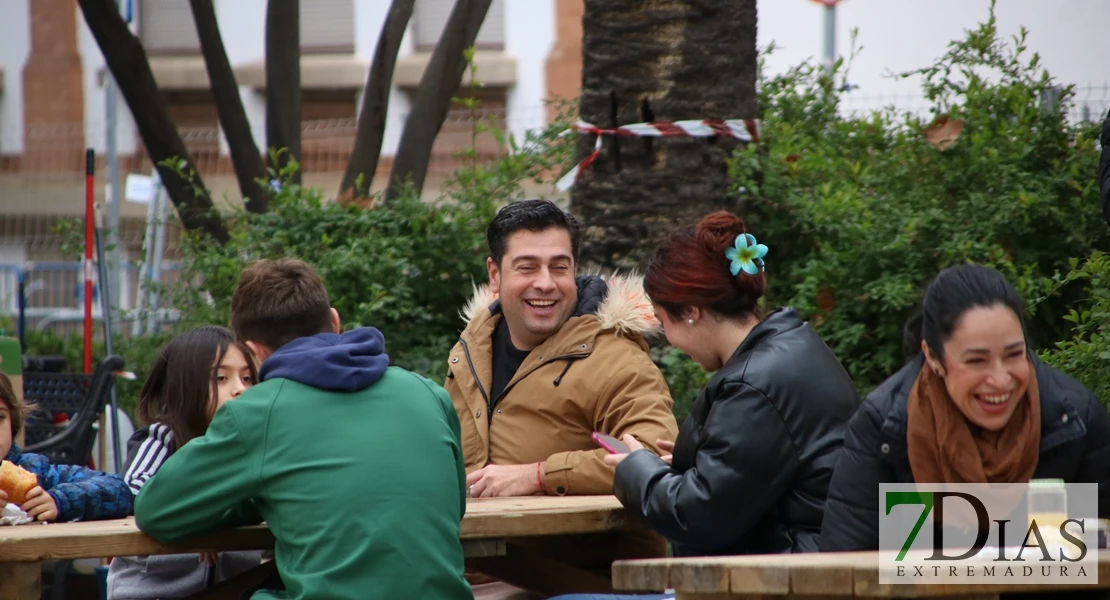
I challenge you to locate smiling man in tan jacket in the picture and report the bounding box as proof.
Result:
[444,199,678,596]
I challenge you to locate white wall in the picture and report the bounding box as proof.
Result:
[757,0,1110,115]
[0,0,31,153]
[504,0,554,145]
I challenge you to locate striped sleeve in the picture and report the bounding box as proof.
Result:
[123,424,175,496]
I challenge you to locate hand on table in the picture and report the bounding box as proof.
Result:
[602,435,674,467]
[22,486,58,522]
[466,463,542,498]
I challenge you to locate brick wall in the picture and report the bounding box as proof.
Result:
[22,0,84,172]
[544,0,583,123]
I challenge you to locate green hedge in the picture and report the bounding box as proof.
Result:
[736,11,1110,400]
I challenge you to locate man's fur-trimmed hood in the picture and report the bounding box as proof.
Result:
[460,274,660,339]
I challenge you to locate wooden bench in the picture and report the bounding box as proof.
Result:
[0,495,637,599]
[613,550,1110,599]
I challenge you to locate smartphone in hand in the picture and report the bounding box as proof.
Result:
[592,432,631,454]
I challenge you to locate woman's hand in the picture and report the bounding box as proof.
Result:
[602,435,674,466]
[657,439,675,465]
[602,434,644,466]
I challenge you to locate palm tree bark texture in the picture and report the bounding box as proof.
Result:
[570,0,758,271]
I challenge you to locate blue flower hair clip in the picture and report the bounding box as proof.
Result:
[724,233,769,276]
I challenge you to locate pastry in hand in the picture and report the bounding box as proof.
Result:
[0,460,38,506]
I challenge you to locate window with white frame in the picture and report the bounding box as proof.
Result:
[413,0,505,50]
[138,0,355,55]
[300,0,355,53]
[139,0,200,55]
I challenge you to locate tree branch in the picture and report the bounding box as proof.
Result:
[384,0,493,203]
[265,0,301,184]
[78,0,229,243]
[190,0,269,213]
[337,0,415,204]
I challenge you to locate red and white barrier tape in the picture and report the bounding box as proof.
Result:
[556,118,761,191]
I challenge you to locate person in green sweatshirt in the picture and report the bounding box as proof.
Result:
[134,258,471,600]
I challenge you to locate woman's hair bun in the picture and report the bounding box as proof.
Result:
[694,210,747,255]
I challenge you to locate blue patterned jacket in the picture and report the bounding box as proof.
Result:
[5,444,134,521]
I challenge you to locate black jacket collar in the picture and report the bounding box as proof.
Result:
[731,308,804,359]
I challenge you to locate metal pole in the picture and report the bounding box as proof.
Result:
[823,3,837,73]
[16,268,26,353]
[132,172,161,336]
[83,149,95,375]
[147,189,168,335]
[94,210,124,475]
[105,18,122,336]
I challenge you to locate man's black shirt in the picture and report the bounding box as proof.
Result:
[490,318,529,409]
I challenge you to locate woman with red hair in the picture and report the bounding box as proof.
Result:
[604,210,859,557]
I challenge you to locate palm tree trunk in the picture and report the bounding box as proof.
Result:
[570,0,758,271]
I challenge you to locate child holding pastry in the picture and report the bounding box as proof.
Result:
[0,371,133,522]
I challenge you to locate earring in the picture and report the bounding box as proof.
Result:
[687,319,695,325]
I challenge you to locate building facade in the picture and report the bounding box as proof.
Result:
[0,0,583,327]
[0,0,584,259]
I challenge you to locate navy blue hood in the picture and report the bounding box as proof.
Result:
[259,327,390,392]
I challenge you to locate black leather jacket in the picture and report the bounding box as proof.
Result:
[613,308,859,556]
[820,354,1110,552]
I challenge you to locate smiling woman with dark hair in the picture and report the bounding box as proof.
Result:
[821,264,1110,552]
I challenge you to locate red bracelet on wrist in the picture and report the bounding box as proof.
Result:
[535,461,544,493]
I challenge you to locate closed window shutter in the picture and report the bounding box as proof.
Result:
[301,0,355,52]
[475,0,504,47]
[139,0,200,54]
[413,0,504,49]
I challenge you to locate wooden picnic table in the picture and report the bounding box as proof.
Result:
[0,495,634,599]
[613,550,1110,599]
